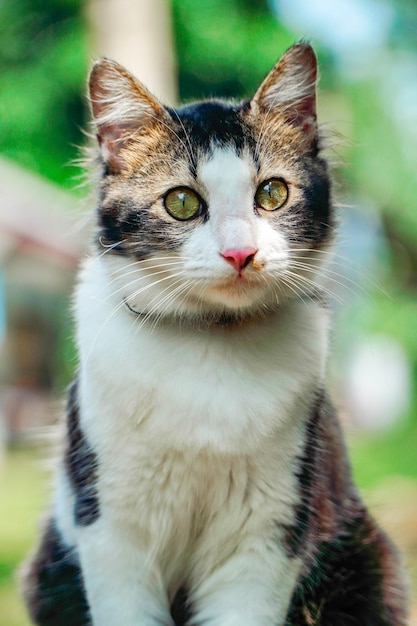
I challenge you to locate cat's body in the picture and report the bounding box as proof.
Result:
[22,44,408,625]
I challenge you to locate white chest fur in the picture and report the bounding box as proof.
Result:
[76,257,328,452]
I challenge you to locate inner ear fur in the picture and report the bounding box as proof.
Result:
[89,59,170,172]
[251,43,318,146]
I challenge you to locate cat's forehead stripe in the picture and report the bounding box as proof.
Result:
[198,149,256,251]
[198,148,254,195]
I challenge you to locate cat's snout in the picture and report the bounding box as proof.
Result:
[220,247,258,272]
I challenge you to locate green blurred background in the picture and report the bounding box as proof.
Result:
[0,0,416,624]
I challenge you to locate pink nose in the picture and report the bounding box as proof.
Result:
[221,247,258,272]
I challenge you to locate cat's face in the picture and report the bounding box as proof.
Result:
[89,44,333,322]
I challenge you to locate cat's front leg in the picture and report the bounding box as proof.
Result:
[190,540,301,626]
[77,521,173,626]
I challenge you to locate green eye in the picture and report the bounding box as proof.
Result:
[255,178,288,211]
[164,187,203,221]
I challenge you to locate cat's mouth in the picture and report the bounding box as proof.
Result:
[200,272,268,311]
[213,269,260,289]
[214,278,256,296]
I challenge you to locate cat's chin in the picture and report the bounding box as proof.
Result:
[120,276,274,326]
[185,281,275,318]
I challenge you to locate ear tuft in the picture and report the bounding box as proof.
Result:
[88,59,167,171]
[252,43,318,145]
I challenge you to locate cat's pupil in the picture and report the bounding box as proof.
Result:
[164,187,202,221]
[255,178,288,212]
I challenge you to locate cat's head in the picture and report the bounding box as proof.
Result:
[88,43,334,323]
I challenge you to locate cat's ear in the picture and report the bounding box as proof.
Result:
[251,43,318,146]
[89,59,169,172]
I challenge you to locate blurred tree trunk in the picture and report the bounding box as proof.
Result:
[87,0,177,105]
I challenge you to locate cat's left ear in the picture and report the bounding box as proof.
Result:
[89,59,170,172]
[251,43,318,147]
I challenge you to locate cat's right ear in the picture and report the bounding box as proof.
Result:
[88,59,169,172]
[250,43,318,148]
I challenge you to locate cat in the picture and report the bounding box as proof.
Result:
[21,43,408,626]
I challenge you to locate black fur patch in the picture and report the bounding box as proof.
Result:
[170,586,193,625]
[283,391,351,562]
[65,378,100,526]
[98,193,190,260]
[98,203,127,254]
[173,100,251,158]
[283,395,322,558]
[23,519,91,626]
[285,514,406,626]
[283,391,408,625]
[281,160,332,247]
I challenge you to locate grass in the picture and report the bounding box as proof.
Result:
[0,447,49,626]
[348,415,417,489]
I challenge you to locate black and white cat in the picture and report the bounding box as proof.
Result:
[22,43,408,625]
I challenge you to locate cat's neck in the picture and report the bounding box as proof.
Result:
[122,295,281,330]
[75,255,329,453]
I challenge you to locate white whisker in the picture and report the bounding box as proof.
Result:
[101,267,186,302]
[150,280,195,332]
[287,250,388,296]
[103,261,185,294]
[123,271,187,304]
[288,260,365,297]
[86,270,188,362]
[142,109,196,165]
[282,269,345,305]
[170,108,197,169]
[112,256,186,274]
[133,277,190,333]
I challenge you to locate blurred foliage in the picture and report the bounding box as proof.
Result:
[349,409,417,488]
[171,0,295,99]
[343,78,417,245]
[0,0,88,186]
[171,0,340,99]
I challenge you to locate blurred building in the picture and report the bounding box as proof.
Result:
[0,157,88,443]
